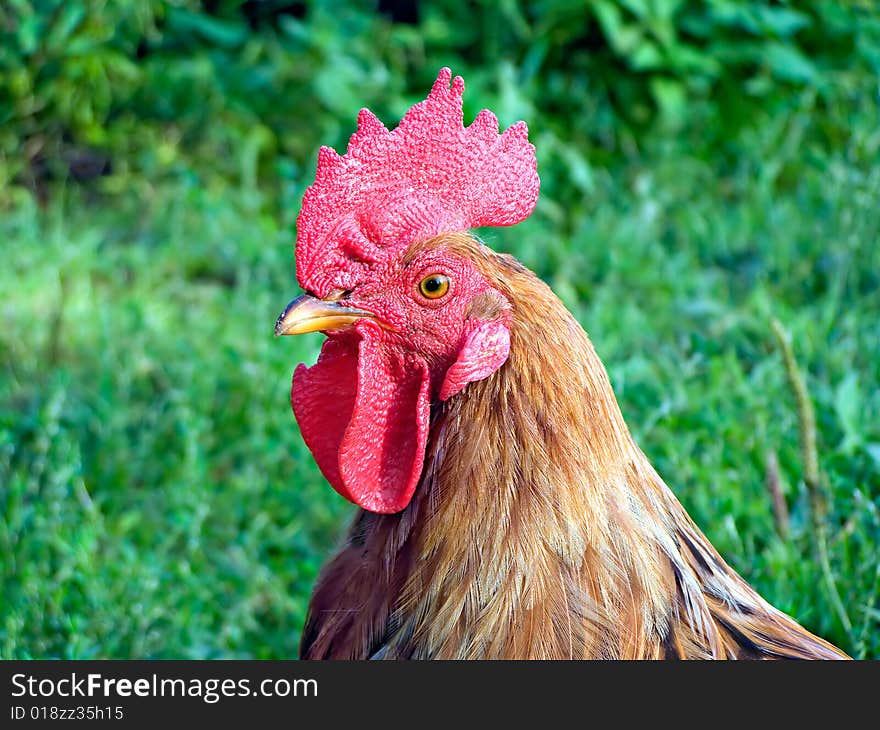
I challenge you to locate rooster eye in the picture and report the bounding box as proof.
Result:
[418,274,451,300]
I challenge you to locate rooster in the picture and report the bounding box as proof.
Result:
[275,68,848,659]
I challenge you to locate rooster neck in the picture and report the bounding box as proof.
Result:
[420,282,646,558]
[375,275,684,657]
[300,256,848,660]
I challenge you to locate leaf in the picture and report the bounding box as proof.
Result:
[279,16,309,43]
[17,12,41,55]
[650,76,686,124]
[755,7,812,38]
[865,444,880,469]
[834,372,862,453]
[619,0,650,18]
[45,4,86,52]
[167,7,247,49]
[762,42,818,83]
[594,0,643,55]
[631,41,662,70]
[562,148,594,195]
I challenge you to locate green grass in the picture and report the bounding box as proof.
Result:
[2,144,879,658]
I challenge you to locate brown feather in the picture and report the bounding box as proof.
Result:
[300,233,849,660]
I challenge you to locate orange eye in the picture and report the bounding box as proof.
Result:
[418,273,450,299]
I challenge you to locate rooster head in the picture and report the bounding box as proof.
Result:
[276,68,539,513]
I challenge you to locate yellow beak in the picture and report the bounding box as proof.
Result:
[274,294,378,336]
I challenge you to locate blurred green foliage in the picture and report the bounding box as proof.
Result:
[2,0,878,204]
[1,1,879,658]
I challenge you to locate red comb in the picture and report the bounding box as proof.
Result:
[295,67,540,296]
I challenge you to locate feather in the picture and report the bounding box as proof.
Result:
[300,234,848,660]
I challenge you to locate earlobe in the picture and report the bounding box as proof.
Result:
[439,320,511,401]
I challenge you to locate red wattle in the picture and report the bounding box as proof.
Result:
[291,327,431,514]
